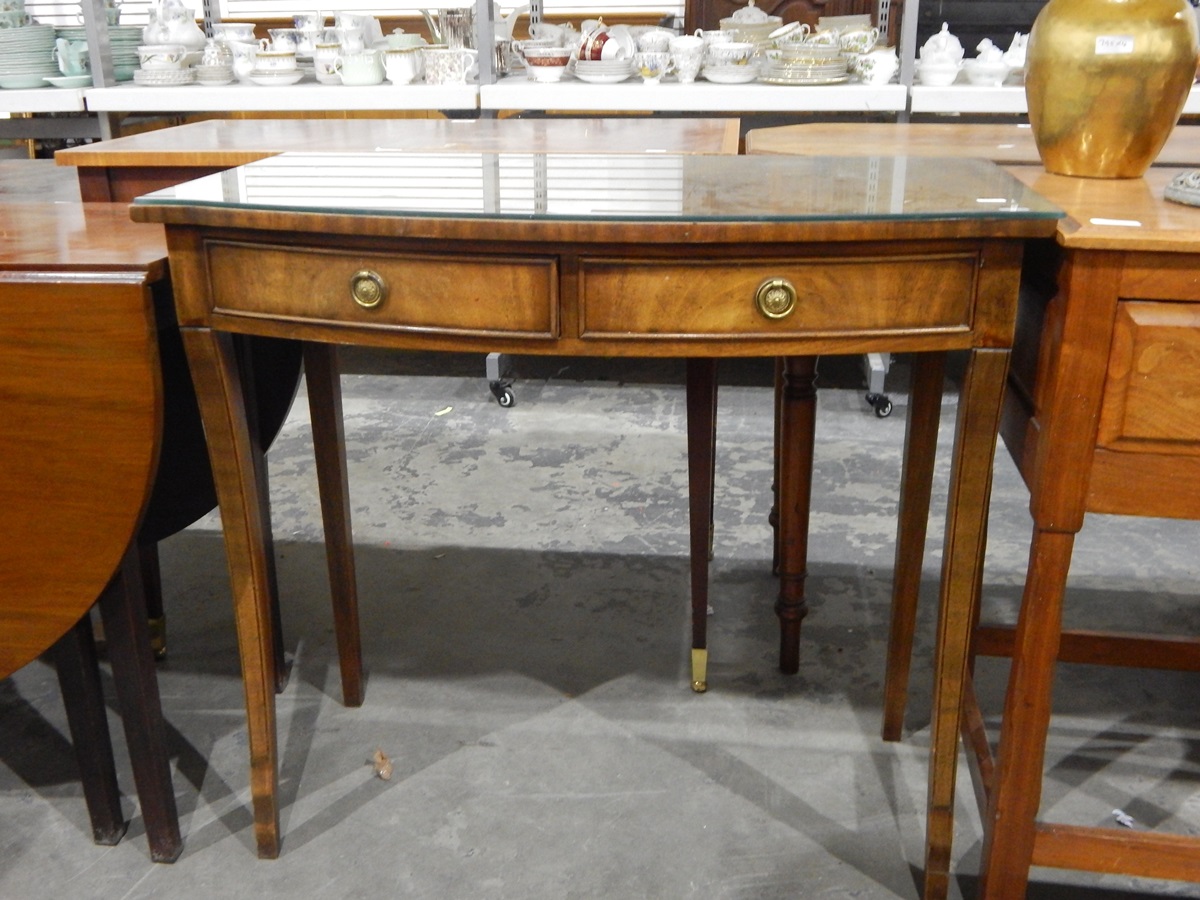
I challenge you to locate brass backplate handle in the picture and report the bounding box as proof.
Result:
[350,270,387,309]
[755,277,797,320]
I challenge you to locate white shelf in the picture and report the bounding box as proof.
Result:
[910,81,1200,116]
[909,84,1027,114]
[481,75,907,113]
[84,81,479,112]
[0,87,87,113]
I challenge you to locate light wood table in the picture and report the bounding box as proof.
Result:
[746,121,1200,898]
[56,116,741,201]
[746,121,1200,167]
[131,151,1058,866]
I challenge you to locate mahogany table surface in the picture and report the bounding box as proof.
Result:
[0,199,167,679]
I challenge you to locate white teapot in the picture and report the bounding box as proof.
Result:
[144,0,205,51]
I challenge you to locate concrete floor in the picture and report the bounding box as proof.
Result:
[4,352,1200,899]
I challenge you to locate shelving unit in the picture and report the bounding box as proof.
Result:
[84,82,479,113]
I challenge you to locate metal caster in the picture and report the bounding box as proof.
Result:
[865,392,893,418]
[490,381,515,408]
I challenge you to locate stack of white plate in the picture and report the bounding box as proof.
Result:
[57,24,140,80]
[133,67,196,86]
[572,58,633,84]
[702,62,758,84]
[0,24,58,89]
[760,50,849,85]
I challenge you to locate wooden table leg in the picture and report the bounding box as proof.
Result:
[685,358,718,692]
[776,355,818,674]
[181,327,281,859]
[97,543,182,863]
[53,615,127,846]
[302,343,363,708]
[976,528,1074,899]
[923,348,1009,900]
[881,351,947,741]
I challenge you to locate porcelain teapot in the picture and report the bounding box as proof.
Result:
[143,0,205,51]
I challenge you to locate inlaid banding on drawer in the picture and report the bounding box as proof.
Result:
[205,240,558,338]
[577,254,978,339]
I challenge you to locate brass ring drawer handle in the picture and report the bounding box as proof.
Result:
[350,270,387,309]
[755,277,797,320]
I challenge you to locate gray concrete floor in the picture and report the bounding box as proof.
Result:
[4,352,1200,899]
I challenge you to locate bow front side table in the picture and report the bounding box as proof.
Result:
[130,151,1059,865]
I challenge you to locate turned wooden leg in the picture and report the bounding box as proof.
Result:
[685,358,719,692]
[302,343,363,708]
[97,543,182,863]
[923,349,1009,900]
[881,351,946,741]
[53,614,127,846]
[775,355,818,674]
[182,327,281,859]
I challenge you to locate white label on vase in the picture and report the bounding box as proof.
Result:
[1095,35,1135,55]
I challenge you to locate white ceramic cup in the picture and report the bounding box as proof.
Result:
[335,48,384,85]
[313,41,341,84]
[255,44,297,72]
[383,46,422,84]
[420,46,475,84]
[137,43,187,70]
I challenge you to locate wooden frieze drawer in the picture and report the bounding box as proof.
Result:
[205,240,559,338]
[1097,299,1200,452]
[576,253,980,340]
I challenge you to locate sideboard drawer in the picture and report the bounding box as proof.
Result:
[1097,300,1200,452]
[205,240,558,337]
[577,253,979,339]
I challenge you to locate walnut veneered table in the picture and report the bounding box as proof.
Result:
[130,151,1059,865]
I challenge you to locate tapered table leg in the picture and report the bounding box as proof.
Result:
[302,343,363,708]
[53,615,127,846]
[181,327,281,859]
[685,358,718,692]
[923,348,1009,900]
[881,351,946,741]
[775,355,818,674]
[98,543,182,863]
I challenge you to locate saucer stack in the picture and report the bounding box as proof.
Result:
[572,58,633,84]
[0,24,59,89]
[193,63,234,85]
[760,48,849,85]
[133,67,196,86]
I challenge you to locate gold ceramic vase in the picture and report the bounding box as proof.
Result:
[1026,0,1199,178]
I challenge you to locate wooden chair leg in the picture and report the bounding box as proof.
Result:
[97,544,182,863]
[881,351,946,741]
[685,358,718,693]
[770,357,783,576]
[303,343,364,708]
[51,615,128,846]
[775,355,818,674]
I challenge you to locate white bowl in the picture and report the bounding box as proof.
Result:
[963,58,1011,86]
[915,62,961,86]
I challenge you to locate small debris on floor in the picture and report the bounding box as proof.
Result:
[1112,809,1135,828]
[370,748,393,781]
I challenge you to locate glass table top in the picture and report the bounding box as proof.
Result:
[132,152,1062,224]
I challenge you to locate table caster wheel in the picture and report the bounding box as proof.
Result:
[490,381,515,408]
[865,392,893,418]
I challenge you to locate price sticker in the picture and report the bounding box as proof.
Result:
[1095,35,1135,54]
